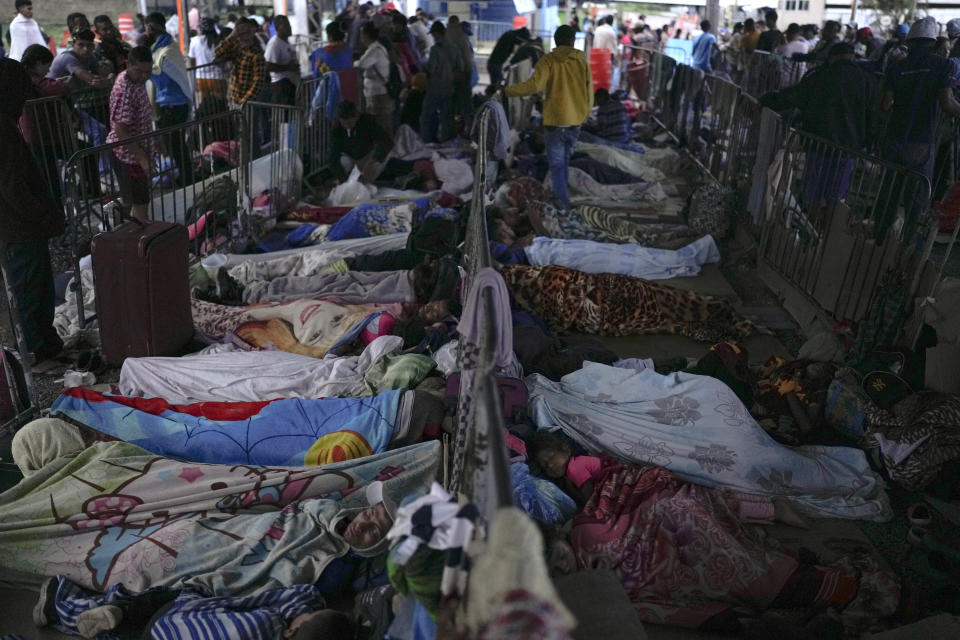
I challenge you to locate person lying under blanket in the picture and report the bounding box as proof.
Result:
[193,295,459,358]
[527,432,900,635]
[411,256,758,343]
[49,387,447,467]
[2,419,440,598]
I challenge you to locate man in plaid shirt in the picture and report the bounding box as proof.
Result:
[214,18,266,106]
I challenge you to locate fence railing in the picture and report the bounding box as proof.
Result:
[641,48,953,342]
[450,94,513,520]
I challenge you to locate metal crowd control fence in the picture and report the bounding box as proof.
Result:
[449,96,513,519]
[186,60,232,112]
[242,101,305,219]
[21,96,80,207]
[759,129,934,324]
[56,109,248,333]
[295,74,334,189]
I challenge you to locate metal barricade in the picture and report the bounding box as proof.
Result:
[697,75,741,184]
[242,101,305,219]
[449,96,513,519]
[186,60,232,112]
[295,74,333,188]
[53,109,248,343]
[759,129,934,324]
[741,50,782,98]
[20,95,80,206]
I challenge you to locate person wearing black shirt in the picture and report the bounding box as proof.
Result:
[756,10,781,53]
[487,27,529,86]
[327,101,390,182]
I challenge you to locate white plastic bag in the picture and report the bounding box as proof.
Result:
[327,167,375,205]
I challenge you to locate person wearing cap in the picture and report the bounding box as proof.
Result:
[855,27,884,60]
[8,0,46,61]
[421,21,463,143]
[506,25,593,212]
[488,26,530,86]
[881,17,960,182]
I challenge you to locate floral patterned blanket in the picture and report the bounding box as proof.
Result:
[527,362,892,521]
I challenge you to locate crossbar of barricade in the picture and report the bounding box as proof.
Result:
[54,109,248,339]
[759,129,935,324]
[448,95,514,520]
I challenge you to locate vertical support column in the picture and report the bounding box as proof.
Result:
[706,0,721,31]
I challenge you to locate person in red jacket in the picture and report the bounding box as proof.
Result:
[0,58,67,368]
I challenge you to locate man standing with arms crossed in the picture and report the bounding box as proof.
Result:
[505,25,592,213]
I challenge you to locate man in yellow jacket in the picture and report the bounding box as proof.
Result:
[506,25,592,211]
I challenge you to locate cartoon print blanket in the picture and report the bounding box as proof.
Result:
[0,440,440,595]
[50,387,408,466]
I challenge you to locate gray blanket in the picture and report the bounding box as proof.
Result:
[243,270,416,305]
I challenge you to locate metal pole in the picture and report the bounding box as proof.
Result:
[706,0,721,30]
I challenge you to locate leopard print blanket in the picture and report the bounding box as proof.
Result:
[500,264,756,342]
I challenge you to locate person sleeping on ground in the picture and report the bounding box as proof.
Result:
[1,418,439,598]
[527,432,900,634]
[48,387,447,467]
[192,294,458,358]
[411,256,758,343]
[527,361,892,520]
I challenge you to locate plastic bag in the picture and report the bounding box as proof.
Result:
[327,167,376,206]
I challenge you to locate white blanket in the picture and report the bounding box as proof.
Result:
[523,235,721,280]
[528,362,893,521]
[119,335,406,403]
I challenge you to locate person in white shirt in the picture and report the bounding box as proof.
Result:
[264,15,299,105]
[776,22,810,87]
[9,0,47,61]
[188,17,227,101]
[355,20,394,137]
[593,15,620,63]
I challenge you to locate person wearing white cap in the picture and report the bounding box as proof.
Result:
[881,16,960,183]
[331,480,398,557]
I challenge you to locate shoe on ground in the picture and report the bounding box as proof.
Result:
[77,604,123,638]
[32,576,58,627]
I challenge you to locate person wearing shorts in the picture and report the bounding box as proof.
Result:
[105,46,155,221]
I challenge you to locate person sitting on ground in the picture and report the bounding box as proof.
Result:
[588,88,629,143]
[327,101,390,184]
[105,46,156,223]
[93,15,131,75]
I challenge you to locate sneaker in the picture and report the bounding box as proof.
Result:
[32,576,58,627]
[76,604,123,639]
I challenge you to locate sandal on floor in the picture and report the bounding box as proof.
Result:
[907,502,933,527]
